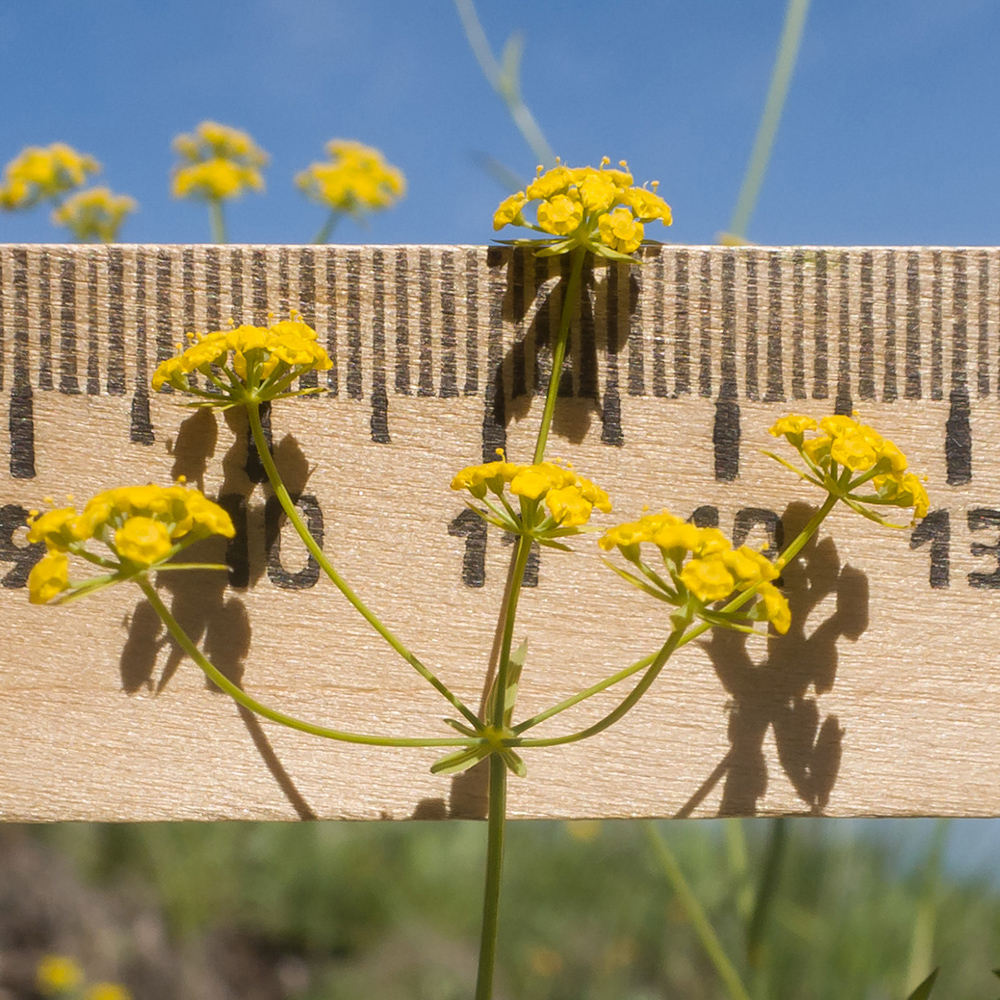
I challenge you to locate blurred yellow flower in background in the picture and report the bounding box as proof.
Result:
[171,120,268,199]
[0,143,100,210]
[297,139,405,242]
[52,186,137,242]
[36,955,84,995]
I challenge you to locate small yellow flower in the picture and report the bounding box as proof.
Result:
[151,317,332,407]
[769,414,817,440]
[525,164,574,200]
[36,955,84,995]
[757,582,791,634]
[626,183,673,224]
[493,192,527,230]
[597,207,644,254]
[680,555,736,602]
[28,551,70,605]
[0,144,100,211]
[27,506,78,551]
[536,192,584,236]
[115,516,174,566]
[296,140,405,215]
[493,156,671,261]
[85,984,132,1000]
[51,186,137,242]
[723,546,779,587]
[171,122,268,202]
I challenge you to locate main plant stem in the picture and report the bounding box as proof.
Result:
[474,247,583,999]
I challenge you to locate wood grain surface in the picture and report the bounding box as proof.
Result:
[0,243,996,822]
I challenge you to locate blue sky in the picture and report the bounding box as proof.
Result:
[2,0,999,246]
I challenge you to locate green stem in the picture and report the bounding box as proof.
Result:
[493,534,532,728]
[246,401,481,728]
[746,817,787,969]
[209,199,226,244]
[533,247,585,463]
[475,753,508,1000]
[646,823,753,1000]
[512,650,657,734]
[312,210,339,245]
[138,577,473,748]
[773,492,838,571]
[517,617,688,748]
[453,0,556,169]
[726,0,811,241]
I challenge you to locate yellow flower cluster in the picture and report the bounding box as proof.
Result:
[0,143,100,210]
[172,121,268,201]
[26,484,235,605]
[452,453,611,535]
[493,157,672,260]
[51,186,137,242]
[769,413,929,524]
[151,318,332,406]
[600,511,790,633]
[296,140,405,214]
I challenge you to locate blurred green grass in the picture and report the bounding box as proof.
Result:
[28,819,1000,1000]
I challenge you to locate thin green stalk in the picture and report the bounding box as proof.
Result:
[475,753,508,1000]
[209,199,226,244]
[493,534,532,728]
[726,0,811,241]
[246,401,480,728]
[512,650,657,735]
[454,0,555,169]
[725,820,754,923]
[517,618,688,748]
[313,209,339,244]
[746,817,788,969]
[472,532,531,1000]
[138,577,473,749]
[773,492,837,570]
[533,247,585,463]
[646,823,753,1000]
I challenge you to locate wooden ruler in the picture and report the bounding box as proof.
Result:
[0,243,996,822]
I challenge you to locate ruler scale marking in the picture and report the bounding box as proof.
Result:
[37,252,52,392]
[665,249,682,398]
[59,254,79,395]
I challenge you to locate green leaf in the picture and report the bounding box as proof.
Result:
[430,745,489,776]
[903,968,939,1000]
[486,640,528,728]
[603,559,675,604]
[443,717,481,738]
[504,639,527,727]
[501,748,527,778]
